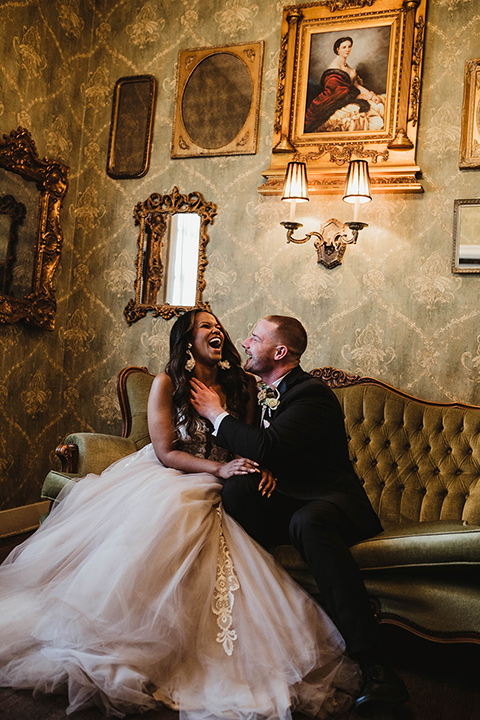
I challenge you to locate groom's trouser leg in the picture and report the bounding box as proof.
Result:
[289,500,384,662]
[222,474,303,548]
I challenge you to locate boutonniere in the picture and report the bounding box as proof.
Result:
[257,382,280,412]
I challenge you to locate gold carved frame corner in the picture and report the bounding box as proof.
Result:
[124,187,217,324]
[0,127,69,330]
[260,0,427,196]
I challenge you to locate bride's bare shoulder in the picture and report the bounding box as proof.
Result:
[151,372,174,395]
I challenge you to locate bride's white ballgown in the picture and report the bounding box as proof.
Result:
[0,424,359,719]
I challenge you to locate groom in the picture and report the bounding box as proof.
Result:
[191,314,408,717]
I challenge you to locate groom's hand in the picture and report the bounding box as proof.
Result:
[190,378,224,424]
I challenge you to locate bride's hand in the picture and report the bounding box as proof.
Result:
[258,469,276,498]
[216,457,259,479]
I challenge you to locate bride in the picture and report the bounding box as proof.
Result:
[0,309,359,719]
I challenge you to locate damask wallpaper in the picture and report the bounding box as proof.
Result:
[1,0,479,512]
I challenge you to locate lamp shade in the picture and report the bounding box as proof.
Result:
[343,160,372,205]
[281,161,309,203]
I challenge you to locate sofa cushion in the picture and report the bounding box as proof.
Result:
[272,521,480,581]
[41,470,80,501]
[351,520,480,570]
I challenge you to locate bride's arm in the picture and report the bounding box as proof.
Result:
[147,372,258,479]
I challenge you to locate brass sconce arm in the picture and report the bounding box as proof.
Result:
[280,159,371,269]
[280,218,367,269]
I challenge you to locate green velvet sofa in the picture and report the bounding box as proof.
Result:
[42,366,480,645]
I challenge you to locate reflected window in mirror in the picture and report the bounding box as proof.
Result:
[165,214,201,307]
[124,187,217,324]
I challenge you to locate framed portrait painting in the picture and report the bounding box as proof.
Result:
[260,0,428,196]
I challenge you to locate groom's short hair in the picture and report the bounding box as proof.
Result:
[265,315,307,360]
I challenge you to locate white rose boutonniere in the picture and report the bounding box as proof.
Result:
[257,383,280,413]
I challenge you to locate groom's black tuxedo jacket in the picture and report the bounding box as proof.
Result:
[217,365,382,536]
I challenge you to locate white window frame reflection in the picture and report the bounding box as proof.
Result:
[165,213,201,306]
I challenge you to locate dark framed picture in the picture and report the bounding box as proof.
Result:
[452,199,480,274]
[107,75,157,179]
[171,41,264,158]
[261,0,428,197]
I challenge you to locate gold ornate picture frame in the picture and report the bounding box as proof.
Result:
[452,199,480,274]
[124,187,217,324]
[0,128,68,330]
[260,0,428,196]
[459,59,480,169]
[107,75,157,179]
[171,41,264,158]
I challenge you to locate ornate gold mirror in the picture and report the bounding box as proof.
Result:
[0,127,69,330]
[124,187,217,324]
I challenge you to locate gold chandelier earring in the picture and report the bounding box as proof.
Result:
[185,343,196,372]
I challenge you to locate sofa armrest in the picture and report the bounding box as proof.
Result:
[57,432,137,476]
[42,433,138,506]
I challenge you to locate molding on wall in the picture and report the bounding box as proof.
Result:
[0,501,50,539]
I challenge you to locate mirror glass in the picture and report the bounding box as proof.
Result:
[124,187,217,324]
[453,199,480,273]
[165,213,201,306]
[182,54,252,149]
[0,170,36,297]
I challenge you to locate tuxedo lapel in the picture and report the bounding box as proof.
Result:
[269,366,306,420]
[276,365,305,396]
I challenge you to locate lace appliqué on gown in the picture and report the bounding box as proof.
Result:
[176,415,239,654]
[174,415,231,463]
[212,504,239,656]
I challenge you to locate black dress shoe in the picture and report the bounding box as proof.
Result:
[355,662,409,717]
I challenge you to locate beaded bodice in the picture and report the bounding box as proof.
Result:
[174,417,231,463]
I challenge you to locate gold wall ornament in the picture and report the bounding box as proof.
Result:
[124,187,217,324]
[261,0,428,196]
[171,41,264,158]
[0,127,69,330]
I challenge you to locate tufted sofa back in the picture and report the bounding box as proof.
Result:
[118,366,155,450]
[314,368,480,528]
[117,366,480,528]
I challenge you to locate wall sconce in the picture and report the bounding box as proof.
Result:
[280,159,372,269]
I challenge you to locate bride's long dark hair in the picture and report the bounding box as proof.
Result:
[165,309,250,437]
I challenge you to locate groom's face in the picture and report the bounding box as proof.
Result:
[242,319,278,376]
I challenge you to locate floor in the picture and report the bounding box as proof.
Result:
[1,537,479,720]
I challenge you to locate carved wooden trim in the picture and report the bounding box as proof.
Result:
[310,366,480,411]
[375,610,480,645]
[55,443,79,474]
[0,127,69,330]
[117,365,154,438]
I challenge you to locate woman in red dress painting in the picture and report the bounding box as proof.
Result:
[304,36,384,134]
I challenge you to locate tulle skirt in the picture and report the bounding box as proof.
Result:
[0,444,359,719]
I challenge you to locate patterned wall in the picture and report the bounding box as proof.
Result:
[1,0,480,511]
